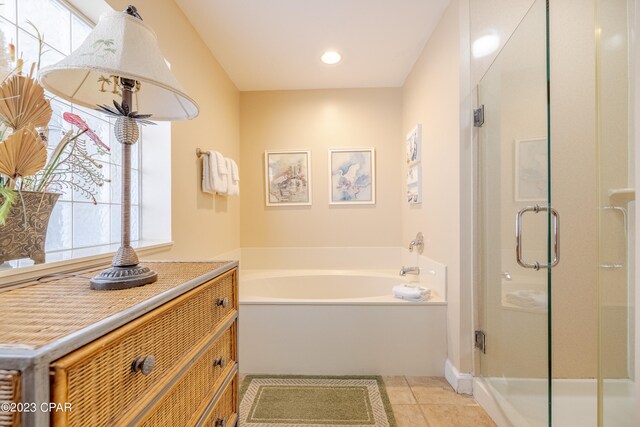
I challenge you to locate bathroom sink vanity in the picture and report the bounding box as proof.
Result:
[0,261,238,427]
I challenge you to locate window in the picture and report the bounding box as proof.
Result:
[0,0,142,267]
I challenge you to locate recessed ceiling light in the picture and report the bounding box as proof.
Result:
[321,51,342,65]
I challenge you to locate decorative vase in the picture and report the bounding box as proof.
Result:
[0,191,60,265]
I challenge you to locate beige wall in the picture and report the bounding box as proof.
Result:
[402,1,468,371]
[634,0,640,413]
[240,89,402,247]
[106,0,241,258]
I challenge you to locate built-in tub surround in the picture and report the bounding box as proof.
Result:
[236,247,447,376]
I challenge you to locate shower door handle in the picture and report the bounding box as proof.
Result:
[516,205,559,270]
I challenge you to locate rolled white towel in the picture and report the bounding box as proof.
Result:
[393,284,431,302]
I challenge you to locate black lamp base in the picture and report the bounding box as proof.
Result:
[90,264,157,290]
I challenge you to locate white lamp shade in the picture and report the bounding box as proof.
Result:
[39,10,198,121]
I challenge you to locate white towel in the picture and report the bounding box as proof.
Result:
[203,150,228,194]
[505,290,547,309]
[215,151,228,175]
[226,157,240,196]
[201,152,215,194]
[393,284,431,302]
[229,158,240,182]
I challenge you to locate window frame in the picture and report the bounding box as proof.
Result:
[0,0,173,287]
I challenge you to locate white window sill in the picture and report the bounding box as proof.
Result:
[0,240,173,289]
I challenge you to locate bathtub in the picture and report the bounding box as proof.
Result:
[240,270,445,304]
[238,269,447,376]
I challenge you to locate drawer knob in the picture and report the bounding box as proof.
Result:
[215,418,226,427]
[131,355,156,375]
[213,357,226,368]
[215,297,229,308]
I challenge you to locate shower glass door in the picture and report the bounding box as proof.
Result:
[476,0,552,425]
[596,0,635,425]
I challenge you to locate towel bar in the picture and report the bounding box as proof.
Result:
[196,148,205,158]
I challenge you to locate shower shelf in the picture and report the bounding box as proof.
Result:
[608,188,635,204]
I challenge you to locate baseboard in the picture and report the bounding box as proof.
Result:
[444,359,474,395]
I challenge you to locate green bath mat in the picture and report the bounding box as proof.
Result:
[239,375,396,426]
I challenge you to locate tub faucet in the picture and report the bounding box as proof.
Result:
[400,266,420,276]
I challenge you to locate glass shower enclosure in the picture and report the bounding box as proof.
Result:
[475,0,551,425]
[473,0,635,425]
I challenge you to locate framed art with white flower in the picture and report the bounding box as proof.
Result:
[329,148,375,205]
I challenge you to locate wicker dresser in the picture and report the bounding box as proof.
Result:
[0,261,238,427]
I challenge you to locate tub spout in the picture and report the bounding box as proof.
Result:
[399,266,420,276]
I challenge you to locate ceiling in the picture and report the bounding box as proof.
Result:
[175,0,451,91]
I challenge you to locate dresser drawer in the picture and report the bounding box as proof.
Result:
[50,270,236,427]
[138,325,237,427]
[0,370,21,427]
[200,374,238,427]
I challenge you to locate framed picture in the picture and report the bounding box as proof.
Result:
[514,137,547,202]
[406,124,422,165]
[329,148,375,205]
[407,164,421,204]
[264,150,312,206]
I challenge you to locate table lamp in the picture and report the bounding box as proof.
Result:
[39,6,199,290]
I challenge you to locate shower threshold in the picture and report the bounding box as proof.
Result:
[474,376,634,426]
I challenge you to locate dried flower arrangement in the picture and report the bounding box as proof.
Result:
[0,26,110,226]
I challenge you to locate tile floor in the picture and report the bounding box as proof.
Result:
[239,374,496,426]
[385,376,496,427]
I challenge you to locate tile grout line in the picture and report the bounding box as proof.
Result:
[418,404,433,427]
[403,376,431,426]
[402,375,419,404]
[401,376,492,425]
[404,376,433,425]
